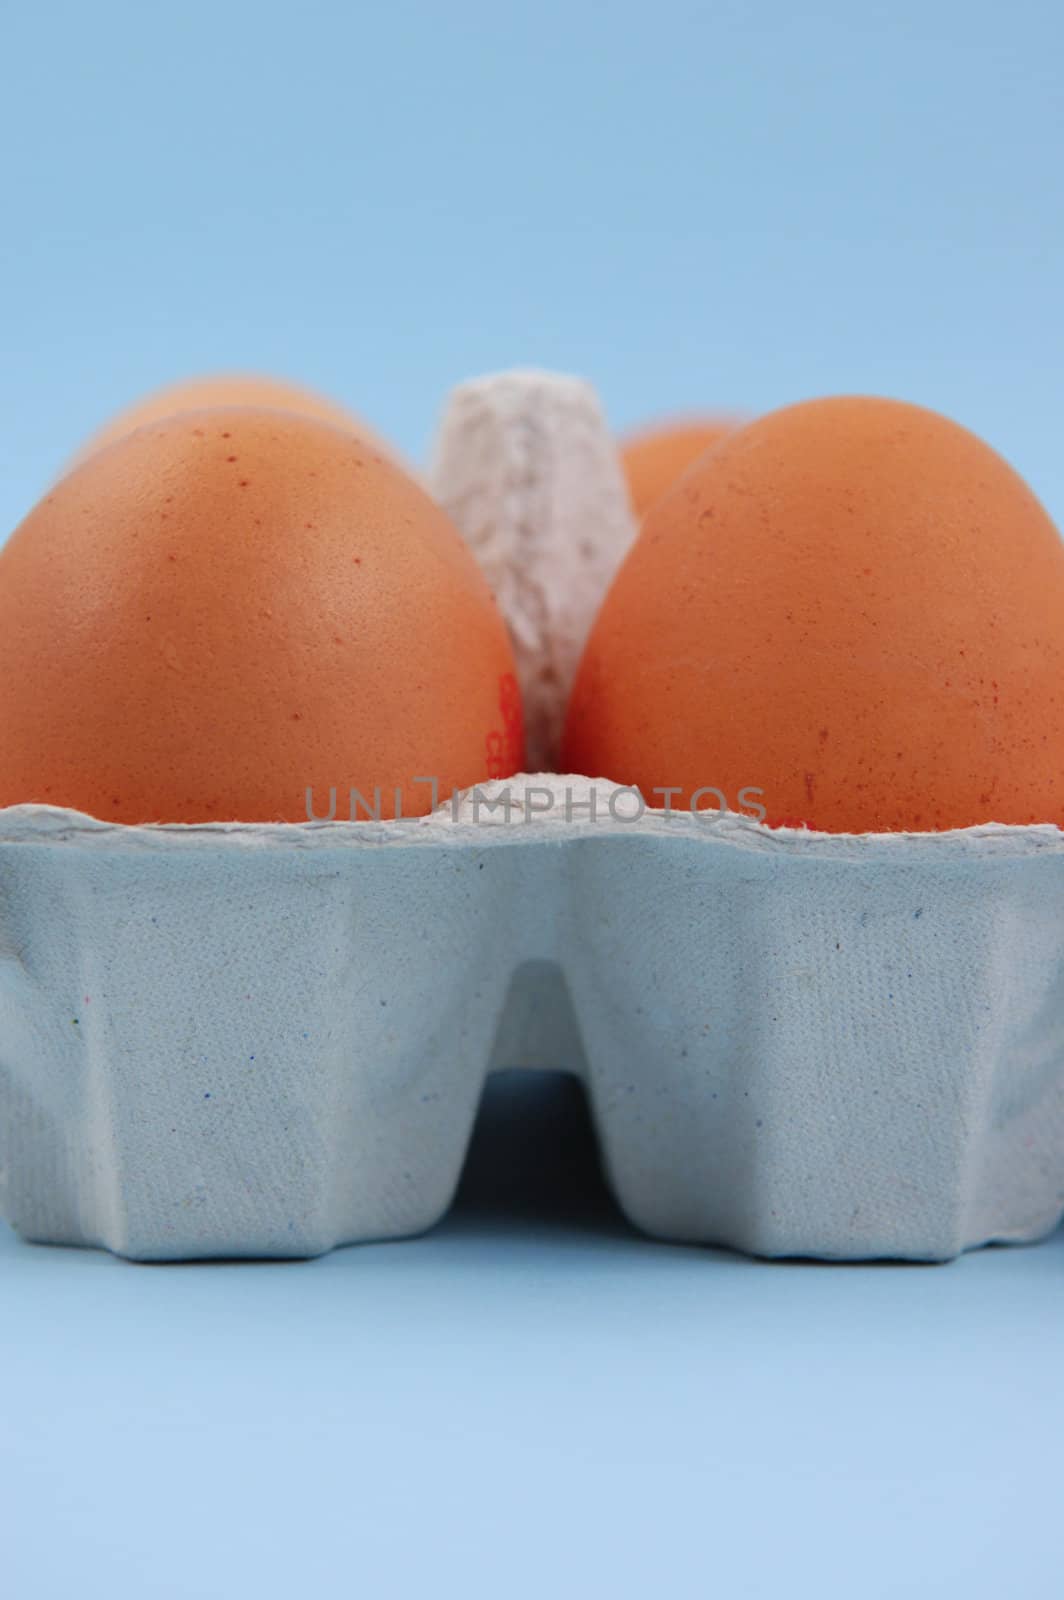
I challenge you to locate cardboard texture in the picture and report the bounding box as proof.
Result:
[1,372,1062,1261]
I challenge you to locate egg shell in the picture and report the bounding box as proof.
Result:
[0,408,522,822]
[68,372,381,468]
[621,418,736,519]
[566,395,1064,833]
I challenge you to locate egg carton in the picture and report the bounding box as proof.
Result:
[1,370,1062,1263]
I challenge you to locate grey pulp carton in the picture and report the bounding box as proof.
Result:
[1,371,1062,1262]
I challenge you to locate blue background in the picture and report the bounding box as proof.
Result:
[2,1073,1063,1598]
[1,0,1063,530]
[1,2,1063,1594]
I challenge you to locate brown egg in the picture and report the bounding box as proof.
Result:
[565,396,1064,832]
[621,419,737,520]
[67,373,393,470]
[0,408,522,823]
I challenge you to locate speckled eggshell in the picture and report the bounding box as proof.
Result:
[68,373,380,467]
[621,419,737,519]
[0,408,523,822]
[565,395,1064,833]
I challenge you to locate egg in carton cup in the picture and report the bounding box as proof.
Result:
[0,372,1062,1262]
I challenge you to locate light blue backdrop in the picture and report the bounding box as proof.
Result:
[1,0,1062,533]
[1,5,1062,1596]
